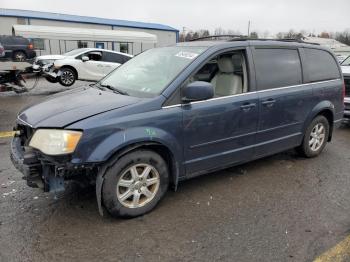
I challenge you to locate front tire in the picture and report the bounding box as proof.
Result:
[58,67,76,86]
[297,115,329,158]
[45,76,58,83]
[102,150,169,218]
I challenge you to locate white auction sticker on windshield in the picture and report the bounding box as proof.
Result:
[175,51,199,60]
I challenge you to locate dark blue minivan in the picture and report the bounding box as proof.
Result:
[11,40,344,218]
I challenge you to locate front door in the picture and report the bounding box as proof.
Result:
[182,50,259,176]
[183,93,259,176]
[80,51,105,81]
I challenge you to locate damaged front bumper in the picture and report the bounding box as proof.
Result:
[10,136,65,193]
[10,124,97,194]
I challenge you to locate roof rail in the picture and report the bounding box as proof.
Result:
[239,38,320,45]
[188,35,320,45]
[189,35,247,41]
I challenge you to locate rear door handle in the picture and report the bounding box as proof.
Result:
[240,103,256,111]
[262,98,276,107]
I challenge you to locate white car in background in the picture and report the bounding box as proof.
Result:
[34,48,133,86]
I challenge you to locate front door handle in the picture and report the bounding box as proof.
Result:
[240,103,256,112]
[262,98,276,107]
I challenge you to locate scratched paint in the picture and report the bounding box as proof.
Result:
[145,128,156,139]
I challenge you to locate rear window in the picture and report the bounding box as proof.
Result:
[303,48,340,82]
[102,52,131,64]
[254,48,302,90]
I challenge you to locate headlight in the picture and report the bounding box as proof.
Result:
[29,129,82,155]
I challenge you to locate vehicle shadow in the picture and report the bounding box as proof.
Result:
[40,148,302,222]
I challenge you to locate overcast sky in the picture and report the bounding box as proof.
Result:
[2,0,349,35]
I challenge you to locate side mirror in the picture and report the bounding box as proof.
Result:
[182,81,214,102]
[81,56,89,62]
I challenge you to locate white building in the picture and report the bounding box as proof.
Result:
[303,36,350,58]
[0,8,179,56]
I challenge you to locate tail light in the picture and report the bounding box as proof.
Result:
[28,43,34,49]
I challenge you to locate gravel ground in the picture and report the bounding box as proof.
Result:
[0,76,350,262]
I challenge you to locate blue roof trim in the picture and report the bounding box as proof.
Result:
[0,8,179,32]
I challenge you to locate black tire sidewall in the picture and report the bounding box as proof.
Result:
[102,150,169,218]
[45,76,58,83]
[301,115,329,157]
[59,68,76,86]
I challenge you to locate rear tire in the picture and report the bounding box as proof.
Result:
[13,51,27,62]
[58,67,76,86]
[297,115,329,158]
[102,150,169,218]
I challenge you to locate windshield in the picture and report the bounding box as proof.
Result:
[341,56,350,66]
[99,46,207,98]
[64,48,88,57]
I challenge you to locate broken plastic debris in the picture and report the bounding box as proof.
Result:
[1,180,15,188]
[2,189,16,197]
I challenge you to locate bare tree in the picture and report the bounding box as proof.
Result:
[214,27,226,35]
[319,32,330,38]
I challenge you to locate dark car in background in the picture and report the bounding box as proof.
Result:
[0,35,36,61]
[10,40,344,218]
[341,57,350,119]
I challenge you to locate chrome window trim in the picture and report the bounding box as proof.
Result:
[161,79,341,109]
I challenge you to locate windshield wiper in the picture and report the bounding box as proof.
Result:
[99,83,129,96]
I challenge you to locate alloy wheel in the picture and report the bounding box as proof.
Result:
[61,70,75,85]
[309,123,326,152]
[116,163,160,208]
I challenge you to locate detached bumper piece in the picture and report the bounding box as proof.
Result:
[10,136,65,193]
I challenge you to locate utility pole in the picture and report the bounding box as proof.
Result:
[247,20,251,37]
[182,27,186,42]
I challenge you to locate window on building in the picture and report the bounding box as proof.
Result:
[17,18,26,25]
[120,43,129,53]
[303,48,340,82]
[32,38,45,50]
[95,42,105,49]
[77,41,88,48]
[254,48,302,90]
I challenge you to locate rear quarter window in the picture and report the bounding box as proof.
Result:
[102,52,131,64]
[254,48,303,90]
[303,48,340,82]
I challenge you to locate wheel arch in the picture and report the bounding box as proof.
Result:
[304,101,335,142]
[106,141,179,187]
[12,50,27,59]
[95,140,180,216]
